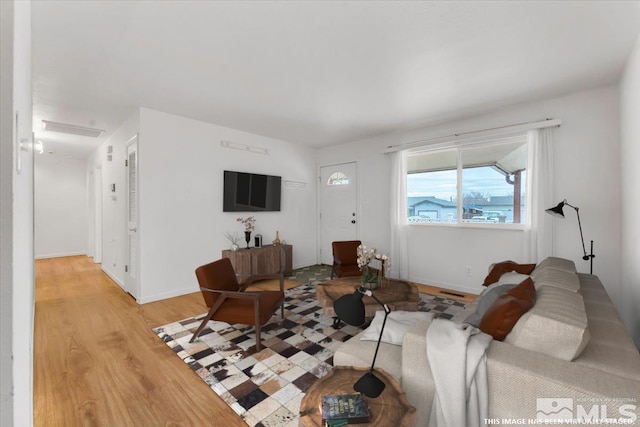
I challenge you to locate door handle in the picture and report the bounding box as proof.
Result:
[129,228,137,232]
[351,220,356,224]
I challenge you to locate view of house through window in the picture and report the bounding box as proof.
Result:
[407,137,528,225]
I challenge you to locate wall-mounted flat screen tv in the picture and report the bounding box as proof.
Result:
[223,170,282,212]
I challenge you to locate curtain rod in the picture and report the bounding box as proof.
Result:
[383,118,562,153]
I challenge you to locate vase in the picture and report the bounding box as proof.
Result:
[360,266,379,290]
[244,231,251,249]
[273,230,281,245]
[230,242,239,251]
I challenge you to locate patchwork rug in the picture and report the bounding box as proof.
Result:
[153,279,466,427]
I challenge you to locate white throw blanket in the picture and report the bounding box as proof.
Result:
[426,318,493,427]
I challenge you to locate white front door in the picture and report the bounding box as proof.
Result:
[125,135,138,297]
[319,162,358,265]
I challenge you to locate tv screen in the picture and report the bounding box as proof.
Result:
[223,170,282,212]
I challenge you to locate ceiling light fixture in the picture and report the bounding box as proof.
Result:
[220,140,270,155]
[42,120,105,138]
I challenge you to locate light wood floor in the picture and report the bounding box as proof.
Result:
[34,256,245,427]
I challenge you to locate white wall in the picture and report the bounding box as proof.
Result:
[619,33,640,347]
[0,0,34,425]
[318,86,623,308]
[87,110,140,290]
[136,108,317,303]
[35,155,87,258]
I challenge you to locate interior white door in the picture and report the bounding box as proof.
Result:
[94,166,102,263]
[319,162,358,265]
[125,135,138,297]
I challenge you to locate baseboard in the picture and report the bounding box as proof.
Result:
[35,251,87,260]
[137,286,198,304]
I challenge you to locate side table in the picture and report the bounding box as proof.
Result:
[299,366,415,427]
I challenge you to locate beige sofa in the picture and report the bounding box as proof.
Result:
[333,257,640,425]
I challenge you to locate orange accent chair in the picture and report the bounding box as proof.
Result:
[190,257,285,351]
[331,240,363,279]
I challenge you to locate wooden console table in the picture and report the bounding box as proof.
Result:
[222,244,292,283]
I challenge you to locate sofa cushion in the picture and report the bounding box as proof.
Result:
[574,317,640,381]
[531,267,580,293]
[504,285,590,361]
[334,330,404,381]
[479,278,536,340]
[531,256,576,274]
[483,261,537,286]
[360,310,433,345]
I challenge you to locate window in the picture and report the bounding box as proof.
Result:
[406,136,528,225]
[326,172,350,186]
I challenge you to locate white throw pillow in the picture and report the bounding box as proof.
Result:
[360,310,434,346]
[498,272,530,286]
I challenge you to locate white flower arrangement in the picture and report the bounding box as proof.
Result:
[357,244,391,283]
[356,244,376,270]
[237,216,256,232]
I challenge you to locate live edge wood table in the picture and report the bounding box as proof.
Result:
[299,366,416,427]
[316,276,419,324]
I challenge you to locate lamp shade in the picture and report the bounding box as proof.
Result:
[545,201,566,218]
[334,291,366,326]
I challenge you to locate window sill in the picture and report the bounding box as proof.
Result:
[407,222,526,231]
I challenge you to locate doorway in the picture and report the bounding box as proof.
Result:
[319,162,358,265]
[93,165,102,263]
[125,135,138,297]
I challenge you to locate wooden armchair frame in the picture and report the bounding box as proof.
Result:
[190,259,285,351]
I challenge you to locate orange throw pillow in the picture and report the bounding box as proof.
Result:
[478,278,536,340]
[483,261,536,286]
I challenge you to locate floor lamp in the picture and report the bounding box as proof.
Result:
[333,287,390,398]
[546,199,595,273]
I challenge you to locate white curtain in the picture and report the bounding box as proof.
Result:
[390,150,409,279]
[524,128,554,263]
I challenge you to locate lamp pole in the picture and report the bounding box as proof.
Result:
[567,203,595,274]
[546,200,595,274]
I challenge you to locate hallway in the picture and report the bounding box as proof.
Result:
[33,256,245,426]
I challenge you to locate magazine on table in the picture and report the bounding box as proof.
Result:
[321,393,371,425]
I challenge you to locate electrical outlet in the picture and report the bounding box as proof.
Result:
[465,267,472,277]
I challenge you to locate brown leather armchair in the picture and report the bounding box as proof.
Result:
[190,257,285,351]
[331,240,363,279]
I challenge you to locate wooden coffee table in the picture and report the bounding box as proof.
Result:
[299,366,415,426]
[316,276,419,323]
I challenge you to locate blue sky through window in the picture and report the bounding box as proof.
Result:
[408,167,519,200]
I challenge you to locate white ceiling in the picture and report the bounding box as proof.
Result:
[32,1,640,158]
